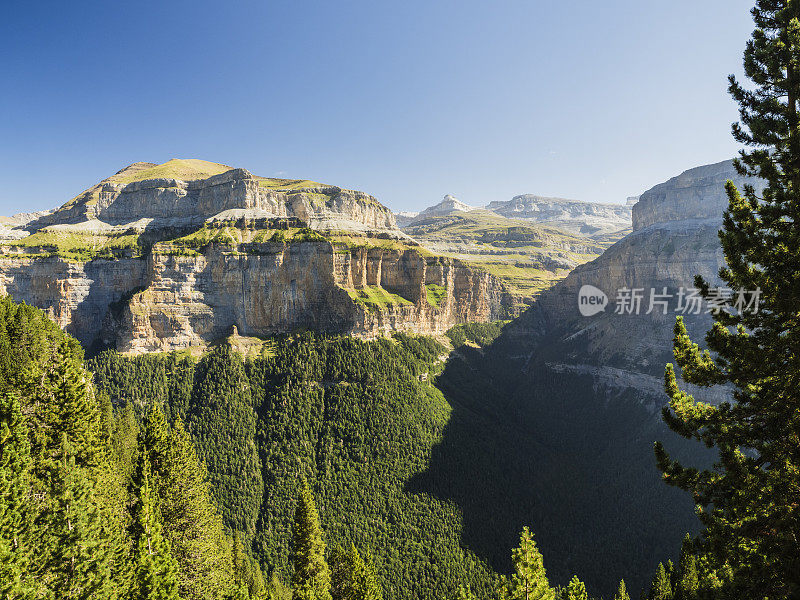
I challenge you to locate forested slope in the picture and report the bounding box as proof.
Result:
[89,324,709,599]
[89,336,501,599]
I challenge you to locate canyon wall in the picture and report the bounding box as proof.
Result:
[632,159,766,231]
[508,158,763,411]
[0,241,508,353]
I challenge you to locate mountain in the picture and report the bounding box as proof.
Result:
[407,194,475,223]
[402,209,611,308]
[0,159,511,352]
[486,194,632,237]
[394,210,419,227]
[409,159,762,597]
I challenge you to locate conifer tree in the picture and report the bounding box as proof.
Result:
[44,436,114,600]
[291,479,332,600]
[501,527,553,600]
[328,544,381,600]
[559,576,587,600]
[148,415,236,600]
[613,579,630,600]
[129,453,180,600]
[0,393,34,599]
[654,2,800,597]
[673,536,699,600]
[647,563,673,600]
[39,342,104,470]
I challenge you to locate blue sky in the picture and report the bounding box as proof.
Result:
[1,0,754,213]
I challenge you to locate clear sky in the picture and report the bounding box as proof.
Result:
[0,0,755,214]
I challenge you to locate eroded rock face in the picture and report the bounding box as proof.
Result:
[116,242,507,353]
[632,159,766,231]
[486,195,632,237]
[0,257,147,346]
[29,168,396,233]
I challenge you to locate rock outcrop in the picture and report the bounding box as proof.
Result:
[407,195,475,223]
[486,194,632,237]
[511,158,763,410]
[632,159,766,231]
[0,160,511,351]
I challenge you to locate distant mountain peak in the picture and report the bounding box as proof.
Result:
[408,195,475,223]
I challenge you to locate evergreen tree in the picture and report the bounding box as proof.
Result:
[654,2,800,597]
[613,580,630,600]
[673,537,699,600]
[266,574,292,600]
[43,436,114,600]
[0,393,34,600]
[152,416,236,600]
[189,345,262,537]
[559,576,587,600]
[291,479,332,600]
[233,531,267,600]
[129,453,180,600]
[647,563,672,600]
[501,527,553,600]
[328,544,381,600]
[38,342,104,470]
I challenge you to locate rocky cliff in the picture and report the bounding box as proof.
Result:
[632,159,766,230]
[0,160,510,352]
[486,194,632,237]
[27,159,397,234]
[508,158,763,409]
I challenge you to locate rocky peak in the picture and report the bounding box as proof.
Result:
[410,195,475,223]
[632,159,766,231]
[486,194,632,237]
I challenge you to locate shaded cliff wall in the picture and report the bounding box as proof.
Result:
[0,257,148,345]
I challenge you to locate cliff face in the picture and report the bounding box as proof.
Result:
[632,159,766,230]
[486,194,632,237]
[113,241,504,353]
[30,166,396,233]
[507,159,763,411]
[0,257,148,346]
[0,159,509,352]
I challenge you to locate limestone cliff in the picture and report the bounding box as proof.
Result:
[486,194,632,237]
[0,160,510,351]
[632,159,766,230]
[26,159,396,234]
[509,159,763,411]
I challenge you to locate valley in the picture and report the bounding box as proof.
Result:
[0,155,764,599]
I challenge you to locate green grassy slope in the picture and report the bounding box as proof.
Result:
[403,211,612,304]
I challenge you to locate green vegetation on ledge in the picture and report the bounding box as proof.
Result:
[3,229,143,261]
[345,285,414,310]
[425,283,447,308]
